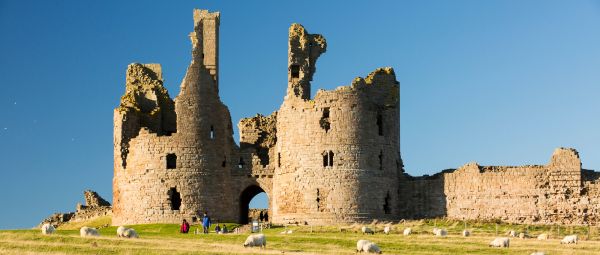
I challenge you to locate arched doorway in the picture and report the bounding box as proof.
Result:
[239,185,268,224]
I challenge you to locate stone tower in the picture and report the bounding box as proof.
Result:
[113,9,237,225]
[270,24,403,224]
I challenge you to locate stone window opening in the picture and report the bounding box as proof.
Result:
[221,156,227,168]
[328,151,334,167]
[383,191,391,214]
[290,64,300,79]
[238,157,245,169]
[210,125,215,139]
[316,188,321,211]
[166,153,177,169]
[192,216,198,222]
[322,152,328,167]
[278,153,281,168]
[379,150,383,170]
[376,113,383,136]
[168,187,182,211]
[320,107,331,133]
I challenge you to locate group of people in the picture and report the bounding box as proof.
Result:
[180,212,228,234]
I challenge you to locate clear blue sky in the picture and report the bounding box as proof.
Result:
[1,1,599,229]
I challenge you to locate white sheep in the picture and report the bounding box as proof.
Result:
[462,229,470,237]
[80,226,100,237]
[117,226,127,237]
[361,226,374,235]
[507,230,517,237]
[362,242,382,254]
[403,228,412,236]
[433,228,447,237]
[537,233,548,240]
[356,239,370,252]
[243,233,266,248]
[530,252,546,255]
[489,237,510,248]
[41,223,55,235]
[560,235,578,244]
[383,226,391,235]
[123,228,139,238]
[356,240,382,254]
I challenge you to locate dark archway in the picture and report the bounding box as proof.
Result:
[239,185,267,224]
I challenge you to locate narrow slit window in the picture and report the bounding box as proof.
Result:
[290,65,300,78]
[222,156,227,168]
[376,113,383,136]
[383,191,391,214]
[166,153,177,169]
[238,157,245,169]
[316,188,321,211]
[210,125,215,139]
[328,151,334,167]
[322,152,328,167]
[168,187,181,210]
[278,153,281,168]
[379,150,383,170]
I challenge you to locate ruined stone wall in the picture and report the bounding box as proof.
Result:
[402,148,600,225]
[271,24,403,225]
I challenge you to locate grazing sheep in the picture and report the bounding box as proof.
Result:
[286,230,293,234]
[383,226,391,235]
[530,252,546,255]
[537,233,548,240]
[560,235,578,244]
[507,230,517,237]
[362,242,382,254]
[41,223,55,235]
[356,240,370,252]
[80,227,100,237]
[489,237,510,248]
[123,228,139,238]
[117,226,127,237]
[433,228,447,237]
[361,226,375,235]
[243,233,266,248]
[356,240,382,254]
[403,228,412,236]
[462,230,470,237]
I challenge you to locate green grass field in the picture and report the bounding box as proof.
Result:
[1,218,599,254]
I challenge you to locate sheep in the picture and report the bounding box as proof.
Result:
[280,229,293,234]
[243,233,266,248]
[537,233,548,240]
[123,228,139,238]
[403,228,412,236]
[383,226,391,235]
[362,242,382,254]
[560,235,578,244]
[489,237,510,248]
[356,239,370,252]
[356,240,382,254]
[530,252,546,255]
[433,228,447,237]
[462,229,470,237]
[117,226,127,237]
[507,230,517,237]
[41,223,55,235]
[361,226,375,235]
[519,232,526,239]
[80,226,100,237]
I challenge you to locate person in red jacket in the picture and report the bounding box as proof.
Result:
[180,219,190,233]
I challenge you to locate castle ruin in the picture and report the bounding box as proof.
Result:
[113,9,600,226]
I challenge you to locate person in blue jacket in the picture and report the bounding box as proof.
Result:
[202,212,211,234]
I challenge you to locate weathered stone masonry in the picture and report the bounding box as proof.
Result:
[113,9,600,226]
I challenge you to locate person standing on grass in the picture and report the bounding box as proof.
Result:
[202,212,211,234]
[264,211,269,222]
[180,219,190,233]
